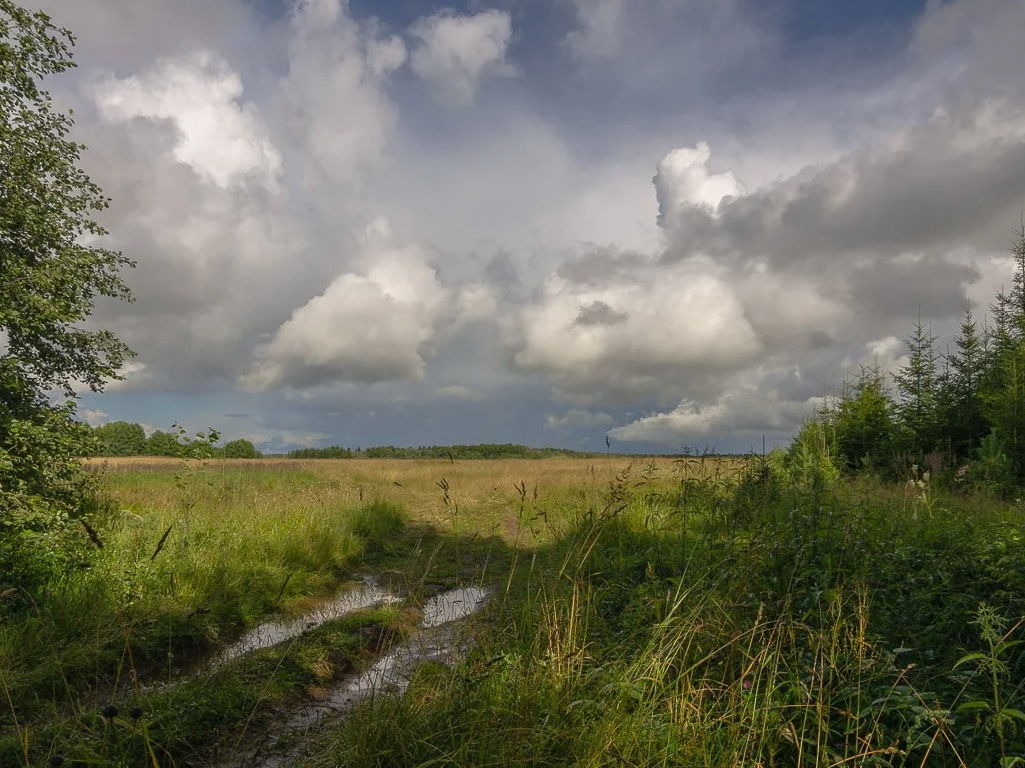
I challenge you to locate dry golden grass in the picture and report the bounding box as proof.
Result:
[86,455,747,546]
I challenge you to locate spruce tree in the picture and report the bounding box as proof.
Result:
[892,318,939,458]
[829,365,895,472]
[939,308,988,461]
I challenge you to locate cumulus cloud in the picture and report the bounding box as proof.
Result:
[409,9,513,104]
[513,247,762,405]
[609,390,825,445]
[93,50,281,189]
[104,361,153,392]
[78,409,109,427]
[519,90,1018,443]
[62,0,412,393]
[32,0,1025,452]
[241,226,448,391]
[437,385,485,401]
[654,141,745,225]
[281,0,407,184]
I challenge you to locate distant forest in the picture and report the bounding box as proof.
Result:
[286,444,608,460]
[81,425,685,460]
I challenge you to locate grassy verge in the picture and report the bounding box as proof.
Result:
[316,463,1025,767]
[7,456,1025,766]
[1,460,407,727]
[3,605,413,767]
[1,456,655,765]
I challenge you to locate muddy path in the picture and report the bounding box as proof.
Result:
[126,577,490,767]
[225,586,489,768]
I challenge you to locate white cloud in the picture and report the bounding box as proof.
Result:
[104,361,152,392]
[612,399,727,441]
[437,385,484,401]
[281,432,328,449]
[68,0,408,393]
[241,231,448,390]
[78,408,109,427]
[281,0,406,184]
[610,375,828,445]
[94,50,281,189]
[654,142,745,225]
[409,9,513,105]
[513,249,762,404]
[454,283,498,323]
[30,0,1025,452]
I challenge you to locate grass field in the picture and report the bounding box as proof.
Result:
[4,455,1025,766]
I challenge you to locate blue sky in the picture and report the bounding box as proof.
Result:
[24,0,1025,453]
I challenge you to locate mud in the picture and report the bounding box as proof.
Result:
[231,586,489,768]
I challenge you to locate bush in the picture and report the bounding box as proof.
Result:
[93,421,146,456]
[223,439,260,459]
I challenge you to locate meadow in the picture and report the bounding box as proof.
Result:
[2,454,1025,766]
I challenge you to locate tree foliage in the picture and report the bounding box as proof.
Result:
[828,365,894,472]
[938,308,988,459]
[144,429,182,457]
[0,1,133,596]
[817,226,1025,489]
[93,420,145,456]
[223,438,260,459]
[286,443,605,460]
[892,318,939,455]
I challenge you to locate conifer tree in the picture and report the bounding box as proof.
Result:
[938,308,988,460]
[892,318,940,457]
[828,365,895,472]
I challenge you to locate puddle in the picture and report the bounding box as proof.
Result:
[212,579,400,667]
[238,586,489,768]
[421,587,488,628]
[133,579,401,693]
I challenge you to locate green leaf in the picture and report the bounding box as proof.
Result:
[955,700,993,714]
[953,652,989,669]
[998,707,1025,723]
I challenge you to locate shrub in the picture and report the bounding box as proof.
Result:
[223,439,260,459]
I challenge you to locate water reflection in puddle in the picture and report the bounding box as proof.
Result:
[244,586,488,768]
[212,579,400,667]
[290,586,487,726]
[421,587,488,628]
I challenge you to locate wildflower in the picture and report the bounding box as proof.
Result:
[130,706,144,720]
[101,704,119,720]
[742,678,752,691]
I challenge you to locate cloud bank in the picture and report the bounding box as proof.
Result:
[20,0,1025,450]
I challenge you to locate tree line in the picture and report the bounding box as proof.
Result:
[87,431,613,461]
[805,226,1025,492]
[286,443,608,460]
[87,422,261,459]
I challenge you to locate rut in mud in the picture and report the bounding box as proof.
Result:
[211,582,489,767]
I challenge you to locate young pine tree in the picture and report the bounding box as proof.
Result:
[937,309,989,462]
[829,365,896,473]
[979,227,1025,477]
[892,318,940,459]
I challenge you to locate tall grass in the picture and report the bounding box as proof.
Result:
[319,462,1025,767]
[6,456,1024,766]
[0,461,409,730]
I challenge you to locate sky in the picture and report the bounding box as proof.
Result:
[24,0,1025,454]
